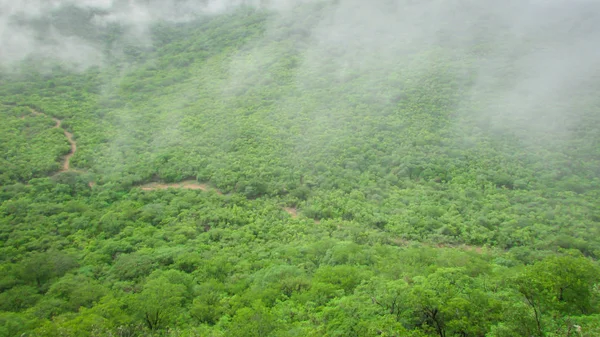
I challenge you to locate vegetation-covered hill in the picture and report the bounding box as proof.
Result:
[1,2,600,336]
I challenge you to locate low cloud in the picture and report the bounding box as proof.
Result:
[0,0,298,69]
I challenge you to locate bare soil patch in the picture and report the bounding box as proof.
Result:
[138,180,211,191]
[61,130,76,171]
[284,207,298,218]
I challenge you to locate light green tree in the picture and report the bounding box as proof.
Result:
[132,275,187,330]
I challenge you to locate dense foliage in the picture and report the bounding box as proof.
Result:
[1,3,599,336]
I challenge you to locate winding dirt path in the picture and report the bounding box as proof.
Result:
[13,105,313,221]
[137,182,310,220]
[138,180,218,193]
[61,128,76,171]
[30,108,76,171]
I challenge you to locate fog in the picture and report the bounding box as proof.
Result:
[0,0,277,69]
[2,0,599,147]
[235,0,599,145]
[299,0,599,132]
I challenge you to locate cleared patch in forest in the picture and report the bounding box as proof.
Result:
[138,180,217,193]
[284,207,298,218]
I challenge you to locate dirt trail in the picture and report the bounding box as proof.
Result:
[19,106,325,222]
[283,207,321,223]
[138,180,214,192]
[30,108,76,171]
[284,207,298,218]
[61,129,76,171]
[138,183,309,220]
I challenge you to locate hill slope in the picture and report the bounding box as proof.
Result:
[1,1,600,336]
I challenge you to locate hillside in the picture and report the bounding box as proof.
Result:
[1,1,600,336]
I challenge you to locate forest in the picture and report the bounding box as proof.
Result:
[1,1,600,336]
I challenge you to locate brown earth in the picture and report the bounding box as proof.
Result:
[283,207,321,224]
[61,129,76,171]
[29,108,76,172]
[138,180,212,192]
[17,107,348,225]
[284,207,298,218]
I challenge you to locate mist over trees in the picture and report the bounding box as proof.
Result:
[1,0,600,336]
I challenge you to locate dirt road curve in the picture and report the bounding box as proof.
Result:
[138,180,211,191]
[30,108,76,171]
[19,106,308,220]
